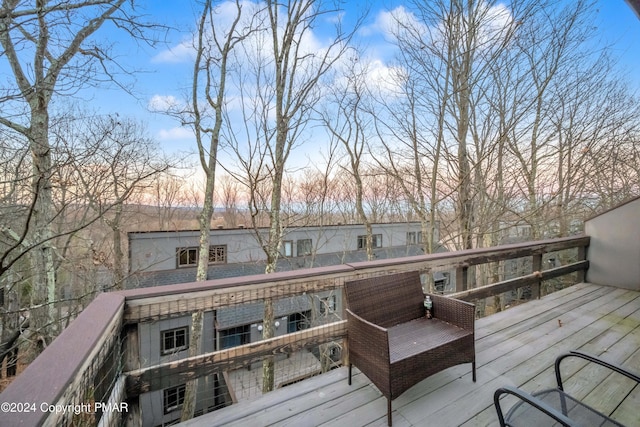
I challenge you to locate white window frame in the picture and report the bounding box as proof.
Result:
[357,234,382,249]
[297,239,313,256]
[161,326,189,355]
[163,384,186,414]
[177,247,198,267]
[208,244,227,264]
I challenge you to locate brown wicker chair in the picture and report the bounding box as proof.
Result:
[345,270,476,426]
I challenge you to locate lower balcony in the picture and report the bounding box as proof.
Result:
[179,281,640,426]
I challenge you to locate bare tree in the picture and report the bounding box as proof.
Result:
[216,174,243,228]
[0,133,32,373]
[374,1,512,255]
[169,0,260,419]
[254,0,356,274]
[152,171,191,231]
[303,143,341,227]
[0,110,168,373]
[321,56,377,260]
[371,66,443,255]
[0,0,158,350]
[259,0,360,392]
[500,0,597,238]
[185,0,257,283]
[61,114,169,290]
[221,0,361,393]
[546,55,640,237]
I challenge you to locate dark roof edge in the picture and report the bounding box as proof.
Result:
[127,220,428,235]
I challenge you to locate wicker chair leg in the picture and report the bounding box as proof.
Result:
[348,363,352,385]
[472,359,477,382]
[387,398,392,426]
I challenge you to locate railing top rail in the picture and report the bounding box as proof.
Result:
[118,264,354,301]
[0,293,125,427]
[347,235,588,270]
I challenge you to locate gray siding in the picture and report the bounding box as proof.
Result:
[138,312,215,368]
[128,222,431,274]
[585,196,640,290]
[137,292,341,426]
[139,312,216,427]
[126,244,433,289]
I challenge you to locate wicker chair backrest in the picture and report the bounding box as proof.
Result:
[344,271,425,328]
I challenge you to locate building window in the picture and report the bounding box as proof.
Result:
[320,295,336,316]
[281,240,293,257]
[208,245,227,264]
[219,325,250,349]
[161,327,189,355]
[297,239,312,256]
[177,247,198,267]
[434,272,450,293]
[288,311,311,333]
[163,384,186,414]
[407,232,423,245]
[357,234,382,249]
[518,226,531,237]
[178,245,227,267]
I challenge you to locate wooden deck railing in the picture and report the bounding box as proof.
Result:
[0,235,590,427]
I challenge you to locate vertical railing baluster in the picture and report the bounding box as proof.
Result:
[532,253,543,299]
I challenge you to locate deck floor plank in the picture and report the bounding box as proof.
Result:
[580,339,640,422]
[475,282,606,338]
[462,289,640,425]
[180,284,640,427]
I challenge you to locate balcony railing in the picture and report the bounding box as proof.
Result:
[0,235,590,427]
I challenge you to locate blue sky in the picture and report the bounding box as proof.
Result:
[4,1,637,165]
[117,0,640,163]
[592,0,640,76]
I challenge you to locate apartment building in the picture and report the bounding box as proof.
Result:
[127,222,438,288]
[129,222,443,426]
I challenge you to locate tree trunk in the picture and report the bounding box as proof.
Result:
[29,106,57,350]
[0,319,29,370]
[354,171,374,261]
[262,298,275,393]
[112,204,125,290]
[180,310,203,421]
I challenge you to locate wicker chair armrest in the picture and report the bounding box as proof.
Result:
[428,294,475,331]
[494,386,578,427]
[346,308,390,365]
[555,350,640,390]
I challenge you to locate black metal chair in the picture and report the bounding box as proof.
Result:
[494,350,640,427]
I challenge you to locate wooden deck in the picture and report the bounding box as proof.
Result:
[180,283,640,427]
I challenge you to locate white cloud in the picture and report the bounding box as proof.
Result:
[152,41,195,64]
[478,3,515,47]
[360,6,426,40]
[361,3,514,52]
[152,1,264,64]
[366,59,405,95]
[148,94,182,112]
[157,126,194,141]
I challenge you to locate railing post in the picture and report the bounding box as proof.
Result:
[577,245,587,283]
[341,287,349,368]
[456,266,468,292]
[123,324,142,427]
[532,254,542,299]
